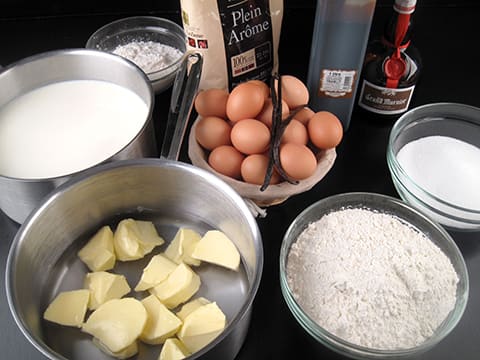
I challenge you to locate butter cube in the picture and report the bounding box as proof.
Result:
[149,263,201,309]
[134,254,177,292]
[77,225,116,271]
[84,271,131,310]
[177,302,226,353]
[159,338,191,360]
[175,297,211,321]
[43,289,90,327]
[93,338,138,359]
[135,220,166,254]
[164,228,202,266]
[191,230,240,271]
[114,219,164,261]
[140,295,182,345]
[82,297,147,354]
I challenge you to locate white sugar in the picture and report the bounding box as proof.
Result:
[397,135,480,210]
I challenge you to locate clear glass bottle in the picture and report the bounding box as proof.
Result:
[357,0,422,117]
[306,0,377,130]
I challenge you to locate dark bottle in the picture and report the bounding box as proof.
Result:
[306,0,377,131]
[357,0,422,117]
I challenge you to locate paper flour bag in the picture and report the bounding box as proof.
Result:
[180,0,283,91]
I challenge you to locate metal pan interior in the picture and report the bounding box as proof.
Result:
[6,158,263,360]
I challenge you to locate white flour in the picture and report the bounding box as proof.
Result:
[286,208,459,350]
[113,41,183,74]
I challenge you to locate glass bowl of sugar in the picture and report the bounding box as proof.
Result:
[279,192,469,359]
[86,16,187,93]
[387,102,480,231]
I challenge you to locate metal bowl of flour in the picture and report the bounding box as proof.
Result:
[279,192,469,359]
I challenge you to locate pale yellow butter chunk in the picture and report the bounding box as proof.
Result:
[84,271,131,310]
[149,263,201,309]
[93,338,138,359]
[177,302,226,353]
[140,295,183,345]
[43,289,90,327]
[191,230,240,271]
[82,297,147,354]
[175,297,211,321]
[77,225,116,271]
[114,218,164,261]
[159,338,191,360]
[134,253,177,292]
[164,228,202,266]
[113,219,142,260]
[135,220,166,253]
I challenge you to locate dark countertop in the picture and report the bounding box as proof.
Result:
[1,4,480,360]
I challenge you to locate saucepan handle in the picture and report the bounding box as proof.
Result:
[160,52,203,161]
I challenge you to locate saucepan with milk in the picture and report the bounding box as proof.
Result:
[0,49,158,224]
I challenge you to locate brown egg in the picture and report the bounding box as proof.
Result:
[226,82,265,122]
[208,145,245,179]
[279,143,317,180]
[194,88,229,119]
[256,98,290,128]
[195,116,232,150]
[294,107,315,125]
[230,119,271,155]
[308,111,344,149]
[248,80,270,100]
[280,75,309,110]
[281,119,308,145]
[241,153,280,185]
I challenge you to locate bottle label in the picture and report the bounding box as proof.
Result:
[318,69,357,99]
[358,80,415,115]
[394,0,416,14]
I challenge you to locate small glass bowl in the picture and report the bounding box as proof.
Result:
[387,102,480,231]
[279,192,469,359]
[86,16,187,93]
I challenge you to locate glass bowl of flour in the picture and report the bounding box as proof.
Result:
[86,16,187,93]
[387,102,480,231]
[280,192,469,359]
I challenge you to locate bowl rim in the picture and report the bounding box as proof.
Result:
[388,158,480,231]
[85,15,188,79]
[387,102,480,216]
[279,192,469,358]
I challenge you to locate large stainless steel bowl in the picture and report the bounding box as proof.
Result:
[6,158,263,360]
[0,49,157,224]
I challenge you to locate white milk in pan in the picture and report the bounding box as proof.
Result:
[0,80,148,179]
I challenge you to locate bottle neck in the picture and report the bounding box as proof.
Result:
[383,1,416,48]
[393,0,417,15]
[383,0,417,88]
